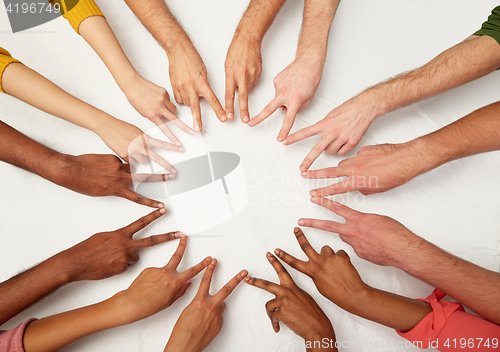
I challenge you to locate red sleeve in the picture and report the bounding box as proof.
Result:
[0,319,37,352]
[397,289,500,351]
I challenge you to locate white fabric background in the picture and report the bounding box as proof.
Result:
[1,1,500,351]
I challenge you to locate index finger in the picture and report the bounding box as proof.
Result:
[311,196,361,220]
[266,252,295,286]
[310,179,357,197]
[197,258,217,296]
[299,138,332,172]
[121,208,166,237]
[292,227,318,260]
[283,123,320,145]
[189,91,202,132]
[248,97,281,127]
[134,231,183,249]
[201,85,226,123]
[277,106,299,142]
[214,269,248,303]
[165,236,188,269]
[301,166,347,180]
[244,276,286,296]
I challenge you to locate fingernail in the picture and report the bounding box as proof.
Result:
[277,135,283,142]
[159,208,167,214]
[194,126,200,133]
[310,190,316,196]
[240,270,247,277]
[283,138,289,145]
[244,275,251,281]
[221,115,227,122]
[157,202,165,208]
[190,130,196,135]
[175,141,182,147]
[274,249,281,256]
[300,165,307,172]
[175,232,183,238]
[178,146,185,152]
[311,197,318,203]
[211,258,217,265]
[181,232,187,237]
[171,168,178,173]
[248,120,254,127]
[243,116,249,123]
[168,173,177,180]
[227,113,234,120]
[266,251,272,258]
[294,227,300,234]
[301,172,307,177]
[298,219,305,226]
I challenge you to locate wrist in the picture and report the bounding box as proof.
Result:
[233,25,264,46]
[304,326,336,350]
[162,32,194,58]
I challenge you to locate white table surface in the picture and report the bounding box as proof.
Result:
[1,1,499,351]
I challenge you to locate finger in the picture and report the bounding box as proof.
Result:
[337,140,357,156]
[121,188,166,208]
[273,248,309,274]
[266,252,295,285]
[310,179,357,197]
[201,85,226,123]
[320,245,335,256]
[146,148,177,174]
[189,91,202,132]
[283,124,320,145]
[224,74,236,121]
[265,298,281,333]
[157,116,182,147]
[198,258,217,296]
[131,173,173,183]
[173,88,182,105]
[178,256,213,282]
[144,135,182,152]
[244,275,286,296]
[237,81,250,124]
[301,166,347,180]
[297,218,347,235]
[134,231,184,249]
[311,196,361,219]
[292,227,318,259]
[248,98,281,127]
[128,252,139,264]
[163,97,177,114]
[166,236,188,269]
[169,117,196,136]
[214,269,248,303]
[269,310,281,333]
[171,281,192,302]
[277,106,299,142]
[121,208,166,237]
[300,138,332,172]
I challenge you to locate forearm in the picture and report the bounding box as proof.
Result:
[398,239,500,324]
[78,16,138,92]
[356,35,500,122]
[349,286,432,333]
[23,298,120,352]
[0,254,72,325]
[233,0,286,44]
[2,62,115,135]
[124,0,192,55]
[296,0,339,66]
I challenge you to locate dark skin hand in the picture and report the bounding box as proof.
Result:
[245,253,337,351]
[0,121,170,208]
[0,209,180,325]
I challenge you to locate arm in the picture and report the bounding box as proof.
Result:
[164,260,247,352]
[303,100,500,196]
[285,34,500,170]
[245,251,337,351]
[0,121,170,207]
[124,0,226,131]
[249,0,340,142]
[224,0,286,122]
[2,62,180,173]
[299,197,500,325]
[23,236,211,352]
[0,209,176,325]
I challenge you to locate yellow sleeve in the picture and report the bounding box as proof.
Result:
[0,48,22,94]
[57,0,105,34]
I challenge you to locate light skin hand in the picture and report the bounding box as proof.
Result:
[284,95,378,171]
[245,253,337,351]
[276,228,432,332]
[164,260,247,352]
[298,197,423,267]
[303,141,432,196]
[249,58,323,142]
[225,35,262,123]
[59,208,181,281]
[113,236,212,325]
[168,42,226,131]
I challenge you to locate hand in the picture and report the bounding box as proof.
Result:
[274,227,368,313]
[164,260,247,352]
[113,236,212,325]
[168,42,226,131]
[224,35,262,123]
[299,197,424,267]
[59,209,180,281]
[123,73,196,140]
[57,154,172,208]
[245,252,336,348]
[284,97,377,171]
[96,117,182,173]
[303,142,430,196]
[248,58,322,142]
